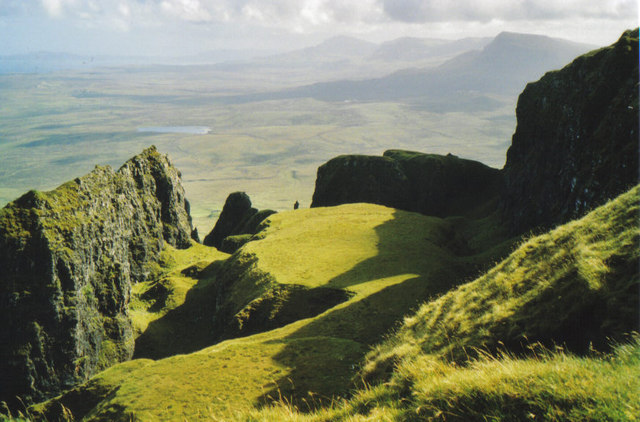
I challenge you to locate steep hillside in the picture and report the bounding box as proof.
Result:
[0,146,193,406]
[246,184,640,422]
[31,203,510,421]
[502,28,639,233]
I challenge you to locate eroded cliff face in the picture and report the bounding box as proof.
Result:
[0,146,193,405]
[502,29,639,234]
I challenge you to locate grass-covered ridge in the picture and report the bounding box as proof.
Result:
[243,184,640,421]
[365,184,639,372]
[31,202,510,421]
[25,184,639,421]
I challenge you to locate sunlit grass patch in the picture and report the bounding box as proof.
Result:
[243,338,640,422]
[400,339,640,421]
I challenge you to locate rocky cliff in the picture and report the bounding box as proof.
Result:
[311,30,639,235]
[502,28,639,233]
[311,150,502,218]
[203,192,276,253]
[0,146,193,405]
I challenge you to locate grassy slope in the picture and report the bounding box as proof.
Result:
[244,185,640,421]
[31,203,509,421]
[247,339,640,422]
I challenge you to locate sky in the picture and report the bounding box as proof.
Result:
[0,0,637,56]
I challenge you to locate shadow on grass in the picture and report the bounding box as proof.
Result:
[133,207,512,410]
[253,209,510,410]
[133,261,225,360]
[134,260,355,360]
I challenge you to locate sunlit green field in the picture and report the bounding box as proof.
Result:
[0,66,515,233]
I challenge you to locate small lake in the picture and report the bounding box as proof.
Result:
[137,126,211,134]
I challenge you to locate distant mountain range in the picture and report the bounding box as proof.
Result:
[220,32,594,108]
[210,35,494,81]
[0,32,595,115]
[371,36,491,62]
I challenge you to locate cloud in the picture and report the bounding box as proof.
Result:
[1,0,635,55]
[160,0,213,22]
[380,0,638,23]
[15,0,637,32]
[235,0,383,32]
[24,0,385,31]
[40,0,61,16]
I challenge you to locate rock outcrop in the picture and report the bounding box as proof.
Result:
[311,150,502,218]
[203,192,276,252]
[502,28,639,234]
[0,146,193,406]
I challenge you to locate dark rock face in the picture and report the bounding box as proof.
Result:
[311,150,502,218]
[203,192,276,251]
[311,155,411,210]
[0,146,193,405]
[502,29,639,234]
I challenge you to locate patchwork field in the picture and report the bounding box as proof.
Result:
[0,66,515,233]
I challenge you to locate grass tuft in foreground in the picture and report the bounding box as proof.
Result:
[244,337,640,422]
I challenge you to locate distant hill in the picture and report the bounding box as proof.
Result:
[283,35,379,60]
[210,34,493,86]
[256,32,595,103]
[212,35,377,74]
[216,31,593,110]
[370,36,491,62]
[0,52,93,74]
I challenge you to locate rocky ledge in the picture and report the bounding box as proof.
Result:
[311,150,502,218]
[311,30,639,236]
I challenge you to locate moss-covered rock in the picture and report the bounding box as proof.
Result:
[203,191,276,251]
[502,28,639,234]
[219,234,253,254]
[311,150,502,218]
[0,146,193,406]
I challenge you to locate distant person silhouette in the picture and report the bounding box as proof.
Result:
[294,200,299,210]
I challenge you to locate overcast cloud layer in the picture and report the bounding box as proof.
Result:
[0,0,636,55]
